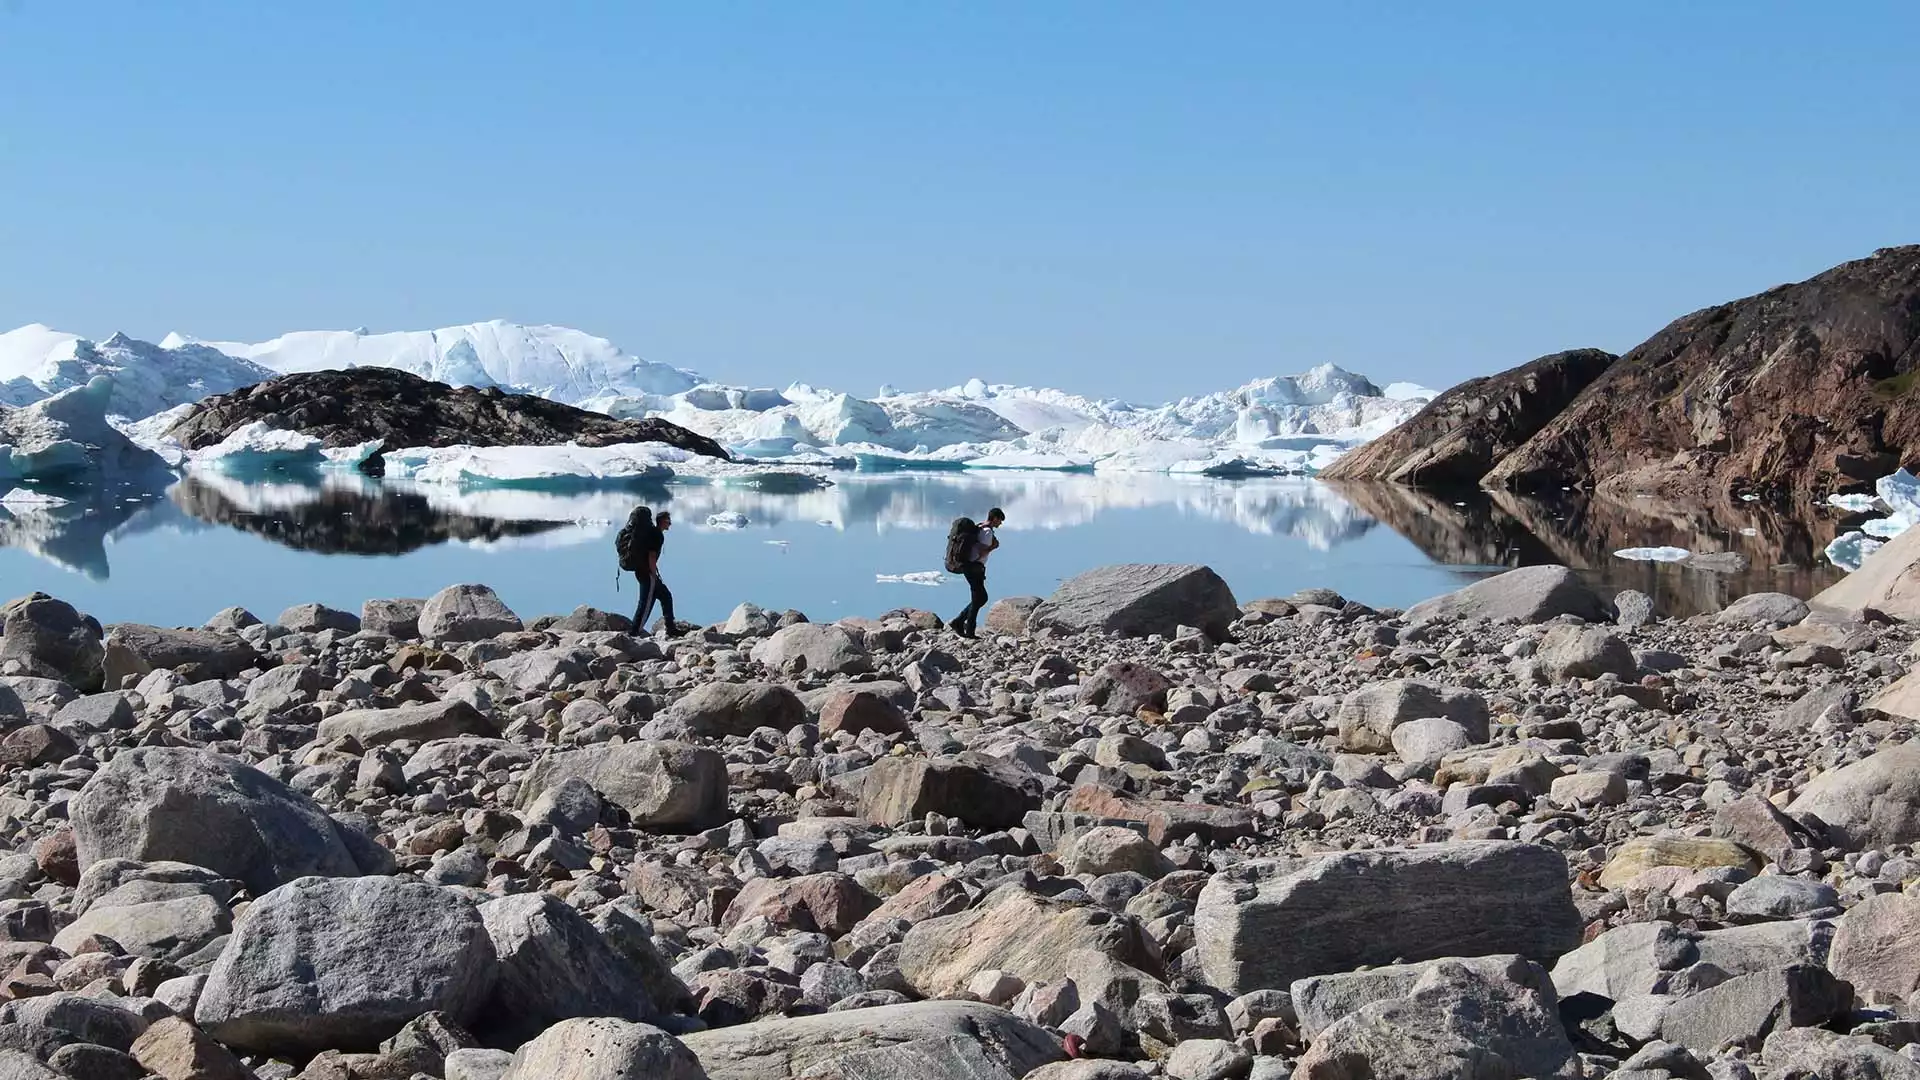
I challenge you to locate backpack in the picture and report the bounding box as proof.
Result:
[944,517,980,574]
[616,507,655,573]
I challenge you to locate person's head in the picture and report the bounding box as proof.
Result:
[633,505,652,527]
[656,511,672,531]
[986,508,1005,526]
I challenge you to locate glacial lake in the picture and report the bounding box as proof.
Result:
[0,470,1858,630]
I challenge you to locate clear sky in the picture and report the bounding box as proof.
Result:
[2,2,1915,401]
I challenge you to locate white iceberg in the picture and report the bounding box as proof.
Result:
[0,487,71,508]
[169,320,703,407]
[877,571,946,586]
[1,376,174,484]
[1,326,274,419]
[706,511,749,530]
[192,423,328,474]
[1614,546,1692,562]
[1826,469,1920,571]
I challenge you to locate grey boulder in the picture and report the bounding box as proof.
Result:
[1787,742,1920,850]
[1336,680,1489,753]
[70,747,370,894]
[1028,564,1240,641]
[196,875,497,1056]
[1403,565,1612,627]
[751,624,873,676]
[317,700,497,746]
[500,1017,705,1080]
[420,584,523,643]
[1195,841,1581,993]
[678,1001,1062,1080]
[660,681,809,737]
[477,893,658,1046]
[517,741,727,832]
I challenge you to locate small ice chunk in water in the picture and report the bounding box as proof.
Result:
[1613,546,1692,563]
[1827,531,1883,573]
[877,571,945,586]
[0,487,71,508]
[706,512,749,530]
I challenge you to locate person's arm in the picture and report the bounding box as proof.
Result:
[648,550,660,580]
[988,529,1000,552]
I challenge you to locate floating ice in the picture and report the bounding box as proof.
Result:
[876,571,945,586]
[0,487,71,508]
[1826,469,1920,571]
[706,511,749,530]
[1614,546,1692,562]
[193,423,327,474]
[1827,531,1883,573]
[2,326,274,418]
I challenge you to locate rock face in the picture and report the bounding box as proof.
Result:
[70,748,367,894]
[1193,842,1581,993]
[195,876,497,1056]
[1028,565,1240,640]
[162,366,730,459]
[678,1001,1063,1080]
[1321,348,1617,486]
[1481,245,1920,499]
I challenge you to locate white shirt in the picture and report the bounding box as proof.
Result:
[972,525,997,563]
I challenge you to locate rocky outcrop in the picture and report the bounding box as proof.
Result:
[163,366,729,461]
[1321,349,1616,485]
[1337,246,1920,500]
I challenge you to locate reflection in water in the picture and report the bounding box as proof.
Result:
[171,474,569,555]
[0,467,1862,618]
[1329,482,1853,617]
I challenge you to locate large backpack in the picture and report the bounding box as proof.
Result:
[616,507,655,573]
[944,517,980,574]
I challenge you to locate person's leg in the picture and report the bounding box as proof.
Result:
[968,565,989,633]
[656,579,676,630]
[633,573,657,632]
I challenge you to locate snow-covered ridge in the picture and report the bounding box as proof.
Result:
[166,320,705,406]
[5,318,1437,481]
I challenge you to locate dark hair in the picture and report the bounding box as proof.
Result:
[987,507,1005,522]
[656,511,672,524]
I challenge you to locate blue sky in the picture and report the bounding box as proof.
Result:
[1,2,1914,401]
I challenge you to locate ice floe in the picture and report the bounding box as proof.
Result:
[1613,546,1692,563]
[1825,469,1920,571]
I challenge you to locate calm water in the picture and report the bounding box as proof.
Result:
[0,469,1858,629]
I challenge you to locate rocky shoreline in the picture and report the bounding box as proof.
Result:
[1,562,1918,1079]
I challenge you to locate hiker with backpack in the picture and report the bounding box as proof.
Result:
[945,507,1004,639]
[616,506,684,635]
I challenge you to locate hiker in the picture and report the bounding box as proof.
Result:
[633,510,682,635]
[615,505,677,635]
[946,507,1004,638]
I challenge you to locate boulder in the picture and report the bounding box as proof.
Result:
[1292,954,1537,1040]
[985,597,1042,636]
[1293,956,1576,1080]
[818,688,910,737]
[1062,787,1257,846]
[275,602,360,634]
[721,873,878,938]
[1390,719,1477,769]
[898,885,1161,999]
[0,594,103,690]
[1403,565,1612,627]
[1536,624,1637,680]
[1076,662,1171,716]
[1028,564,1240,640]
[859,754,1043,831]
[129,1016,253,1080]
[53,865,232,963]
[477,893,658,1046]
[195,875,497,1056]
[1548,921,1696,1001]
[1194,841,1581,993]
[70,747,367,894]
[1657,965,1845,1053]
[662,682,809,737]
[100,623,260,689]
[517,741,727,832]
[1597,835,1763,889]
[1714,592,1812,628]
[361,598,425,639]
[678,1001,1063,1080]
[1830,893,1920,996]
[1760,1028,1920,1080]
[752,624,872,676]
[419,584,523,643]
[500,1017,705,1080]
[1787,742,1920,850]
[1336,680,1489,754]
[317,700,497,746]
[1813,520,1920,620]
[1063,827,1171,879]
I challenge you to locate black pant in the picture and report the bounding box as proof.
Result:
[953,562,988,633]
[634,574,674,631]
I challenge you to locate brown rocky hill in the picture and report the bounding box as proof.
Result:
[1320,349,1616,485]
[164,366,730,465]
[1336,245,1920,500]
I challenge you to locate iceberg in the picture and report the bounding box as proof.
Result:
[1825,469,1920,571]
[1613,546,1692,562]
[706,511,749,530]
[1,326,275,419]
[192,423,328,474]
[0,488,70,508]
[877,571,945,586]
[169,320,704,407]
[1,376,174,485]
